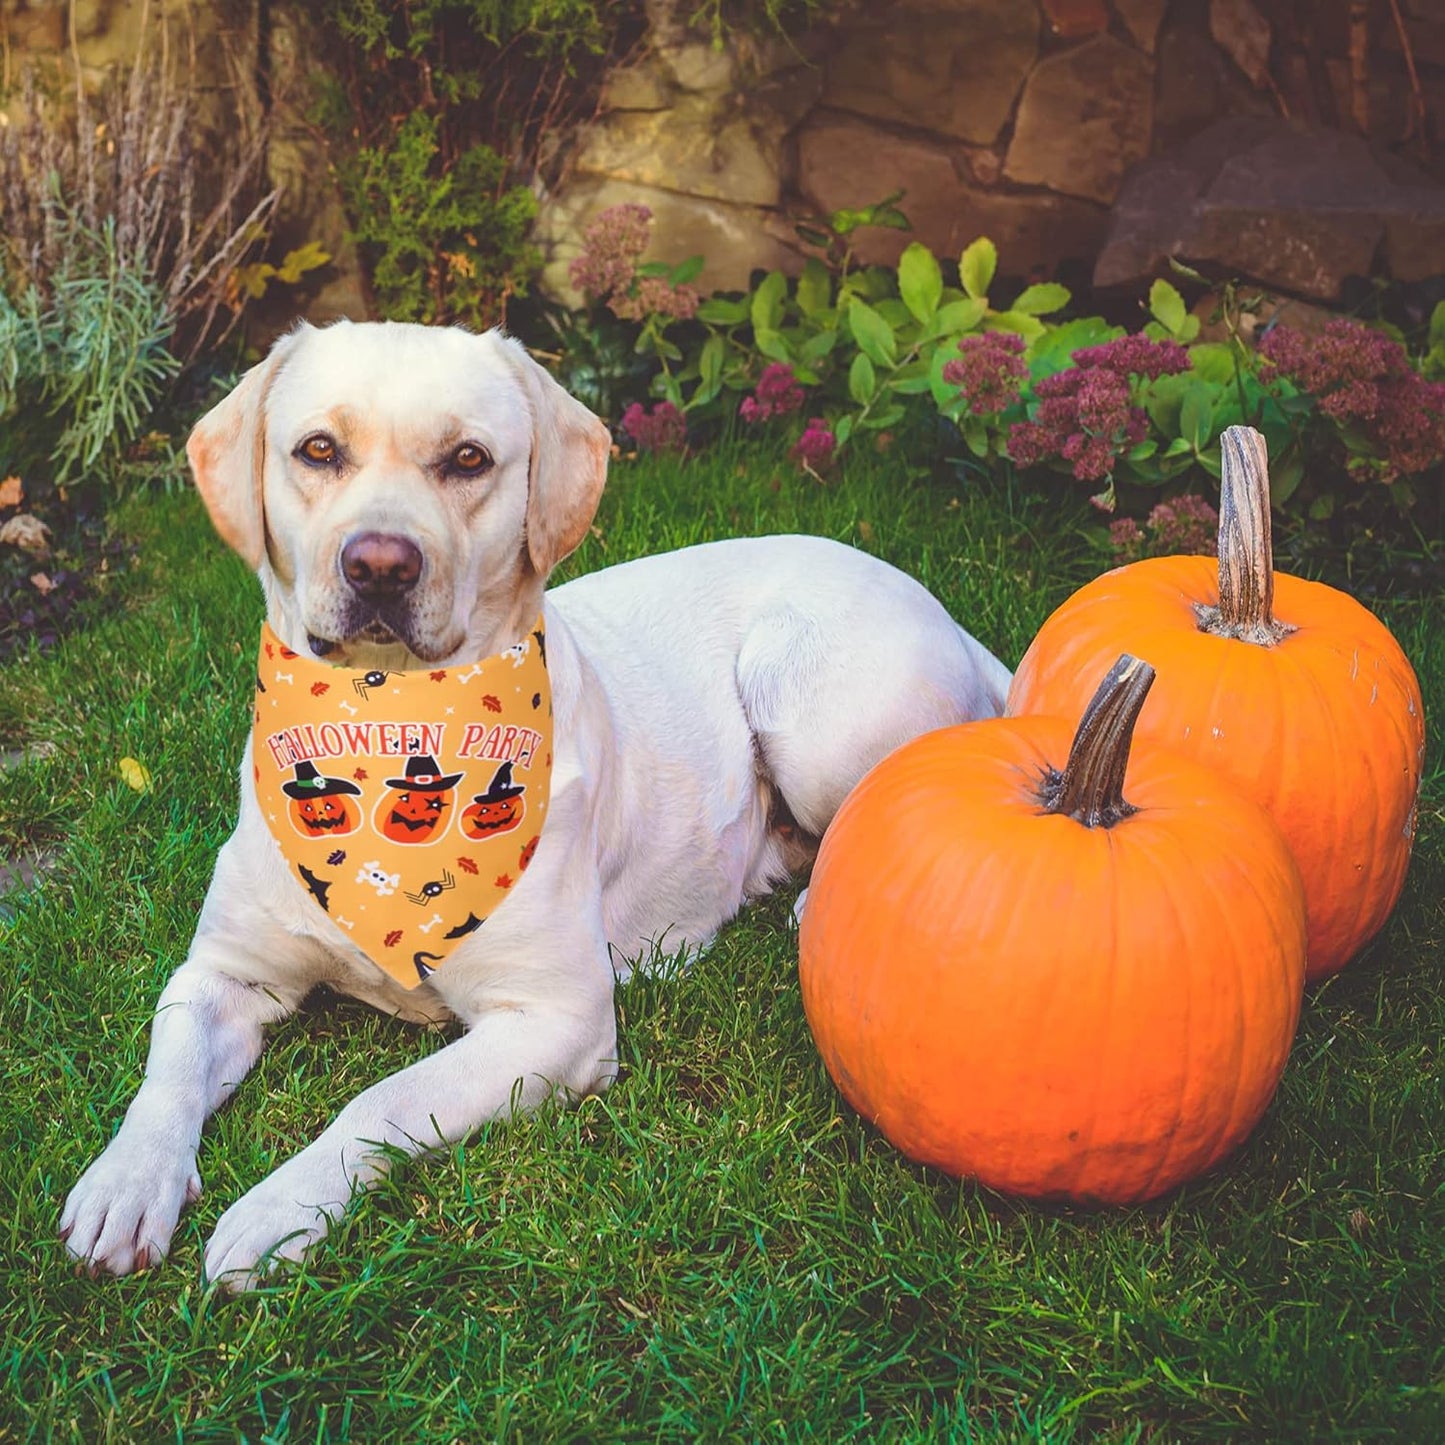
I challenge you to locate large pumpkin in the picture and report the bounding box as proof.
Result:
[798,655,1307,1205]
[1008,426,1425,982]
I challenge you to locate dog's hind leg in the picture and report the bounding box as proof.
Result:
[735,588,1009,848]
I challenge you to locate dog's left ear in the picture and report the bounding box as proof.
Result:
[187,327,307,570]
[498,333,611,577]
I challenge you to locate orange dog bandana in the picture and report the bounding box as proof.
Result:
[252,620,552,987]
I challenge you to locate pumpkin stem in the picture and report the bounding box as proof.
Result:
[1039,654,1155,828]
[1195,425,1295,646]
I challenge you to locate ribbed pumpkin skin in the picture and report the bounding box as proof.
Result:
[1006,558,1426,982]
[798,717,1307,1205]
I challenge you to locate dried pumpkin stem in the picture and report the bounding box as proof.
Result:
[1196,424,1295,646]
[1040,654,1155,828]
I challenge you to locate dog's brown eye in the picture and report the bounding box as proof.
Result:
[297,434,338,467]
[450,442,492,475]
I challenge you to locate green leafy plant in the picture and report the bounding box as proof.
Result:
[313,0,648,326]
[337,112,538,327]
[1422,300,1445,381]
[0,217,179,486]
[556,202,1442,548]
[0,50,277,364]
[627,221,1074,454]
[792,190,911,277]
[229,242,334,306]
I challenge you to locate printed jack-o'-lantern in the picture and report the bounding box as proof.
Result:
[379,754,464,844]
[282,762,362,838]
[461,761,527,839]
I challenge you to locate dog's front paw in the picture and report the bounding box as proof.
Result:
[202,1162,350,1292]
[60,1136,202,1276]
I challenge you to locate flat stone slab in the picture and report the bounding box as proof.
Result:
[536,176,796,302]
[1095,115,1445,298]
[1004,34,1155,205]
[822,0,1038,147]
[798,113,1109,277]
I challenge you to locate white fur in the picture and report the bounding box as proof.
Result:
[59,321,1010,1289]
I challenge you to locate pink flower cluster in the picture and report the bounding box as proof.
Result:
[790,417,836,472]
[1109,493,1219,564]
[1259,319,1445,482]
[942,331,1029,416]
[1071,335,1191,379]
[736,365,831,470]
[1007,336,1190,483]
[611,275,700,323]
[569,203,651,298]
[619,401,687,454]
[739,363,806,424]
[569,204,699,323]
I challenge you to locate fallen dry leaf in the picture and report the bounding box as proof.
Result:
[28,571,56,595]
[0,475,22,508]
[118,757,153,793]
[1,512,51,557]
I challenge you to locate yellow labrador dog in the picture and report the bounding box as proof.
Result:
[60,320,1010,1289]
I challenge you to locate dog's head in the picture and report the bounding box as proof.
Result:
[188,320,610,667]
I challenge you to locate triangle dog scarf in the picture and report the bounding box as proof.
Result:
[252,619,552,987]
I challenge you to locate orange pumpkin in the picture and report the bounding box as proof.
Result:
[289,793,359,838]
[798,655,1307,1205]
[379,788,452,844]
[378,755,464,844]
[461,795,524,838]
[460,762,527,840]
[281,762,362,839]
[1008,427,1425,982]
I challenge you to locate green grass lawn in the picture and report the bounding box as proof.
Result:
[1,439,1441,1441]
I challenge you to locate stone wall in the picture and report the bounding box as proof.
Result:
[5,0,1444,313]
[3,0,198,75]
[536,0,1445,303]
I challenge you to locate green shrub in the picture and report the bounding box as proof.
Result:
[313,0,845,327]
[313,0,642,327]
[559,203,1444,549]
[338,113,538,327]
[0,217,178,486]
[0,44,277,493]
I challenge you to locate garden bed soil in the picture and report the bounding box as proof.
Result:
[0,484,133,665]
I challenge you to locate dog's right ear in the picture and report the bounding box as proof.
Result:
[186,329,305,569]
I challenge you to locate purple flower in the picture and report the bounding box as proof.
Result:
[1146,494,1218,555]
[740,363,805,423]
[1108,493,1219,566]
[1004,332,1184,483]
[611,274,700,322]
[1071,335,1190,380]
[1008,367,1143,482]
[619,401,687,454]
[1109,517,1145,564]
[569,204,700,324]
[790,417,836,471]
[569,204,653,301]
[1260,319,1445,482]
[942,331,1029,416]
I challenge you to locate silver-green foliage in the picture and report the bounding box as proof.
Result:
[0,216,178,484]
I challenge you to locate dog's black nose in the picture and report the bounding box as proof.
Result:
[341,532,423,598]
